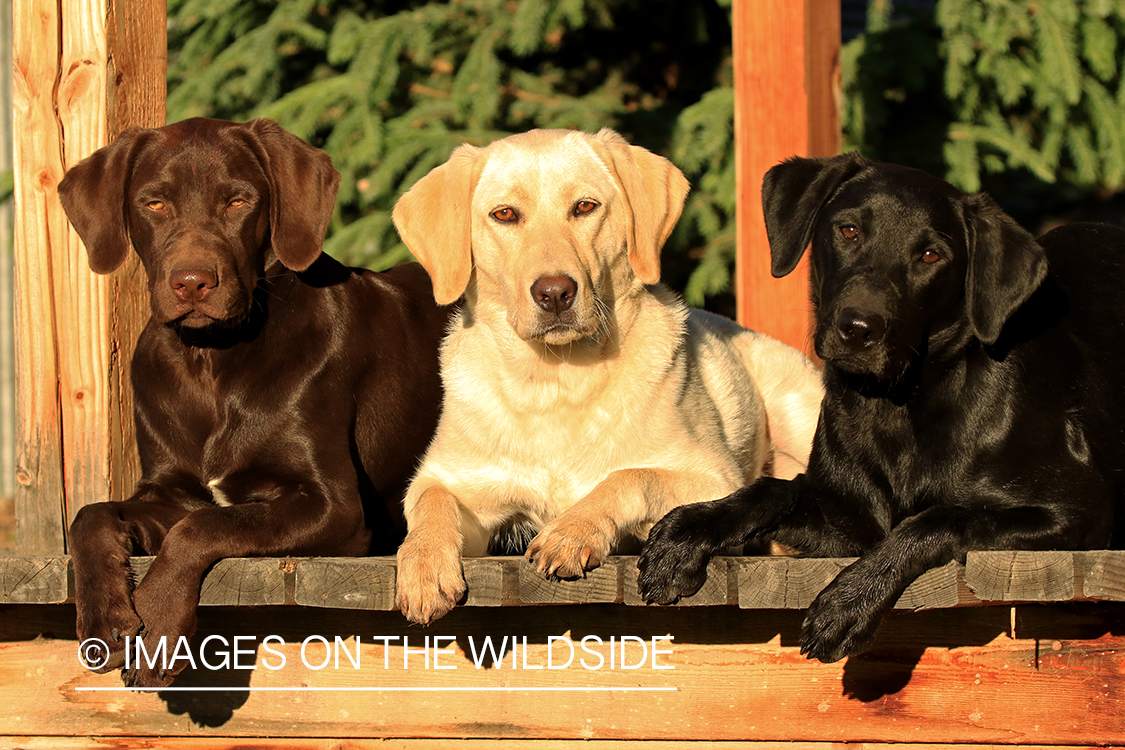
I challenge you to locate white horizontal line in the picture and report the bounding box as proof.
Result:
[75,686,678,693]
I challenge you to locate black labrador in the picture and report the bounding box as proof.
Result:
[59,118,450,687]
[639,152,1125,662]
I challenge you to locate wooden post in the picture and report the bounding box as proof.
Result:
[11,0,164,554]
[733,0,841,355]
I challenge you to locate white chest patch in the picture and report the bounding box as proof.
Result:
[208,478,233,507]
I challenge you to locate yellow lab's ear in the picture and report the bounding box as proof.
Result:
[591,128,690,284]
[393,144,481,305]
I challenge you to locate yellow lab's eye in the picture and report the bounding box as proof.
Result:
[491,206,518,223]
[574,199,599,216]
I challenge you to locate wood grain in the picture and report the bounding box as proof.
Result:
[11,0,69,555]
[0,603,1122,743]
[1,552,1121,610]
[734,0,840,355]
[11,0,164,555]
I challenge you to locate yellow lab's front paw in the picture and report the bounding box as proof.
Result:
[525,516,613,579]
[396,536,466,625]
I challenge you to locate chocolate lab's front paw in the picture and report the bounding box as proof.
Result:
[125,576,201,687]
[121,628,178,689]
[799,569,886,663]
[525,515,613,579]
[76,598,143,674]
[396,535,466,625]
[637,507,713,604]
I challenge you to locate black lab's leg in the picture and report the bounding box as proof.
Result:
[800,503,1090,663]
[638,476,879,604]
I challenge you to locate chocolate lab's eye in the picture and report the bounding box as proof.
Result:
[227,198,248,209]
[921,249,942,264]
[145,200,166,211]
[573,199,599,216]
[839,224,859,240]
[491,206,518,223]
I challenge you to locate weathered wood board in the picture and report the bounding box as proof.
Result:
[2,552,1125,610]
[0,602,1122,743]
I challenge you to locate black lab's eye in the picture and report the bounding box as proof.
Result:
[491,206,518,223]
[921,249,942,264]
[574,199,599,216]
[839,224,859,240]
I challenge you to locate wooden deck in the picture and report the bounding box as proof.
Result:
[0,553,1122,746]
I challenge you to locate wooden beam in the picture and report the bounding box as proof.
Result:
[733,0,841,355]
[1,602,1123,743]
[4,552,1125,608]
[11,0,164,554]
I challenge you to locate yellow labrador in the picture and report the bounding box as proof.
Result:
[392,128,823,624]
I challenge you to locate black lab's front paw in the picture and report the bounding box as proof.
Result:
[799,570,886,663]
[637,507,715,604]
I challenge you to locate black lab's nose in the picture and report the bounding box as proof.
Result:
[835,307,887,348]
[169,268,218,303]
[531,275,577,315]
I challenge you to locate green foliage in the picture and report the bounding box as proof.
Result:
[167,0,735,308]
[845,0,1125,212]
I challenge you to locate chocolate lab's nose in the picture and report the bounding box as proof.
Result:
[531,275,577,315]
[835,307,887,348]
[169,268,218,303]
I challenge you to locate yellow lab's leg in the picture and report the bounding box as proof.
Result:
[525,468,733,579]
[396,485,468,625]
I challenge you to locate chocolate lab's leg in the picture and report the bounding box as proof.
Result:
[69,494,190,671]
[800,502,1093,663]
[123,482,366,687]
[638,476,880,604]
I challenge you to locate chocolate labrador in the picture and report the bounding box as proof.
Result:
[639,152,1125,663]
[59,118,449,687]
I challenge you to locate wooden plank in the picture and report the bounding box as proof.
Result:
[896,559,977,611]
[130,556,291,607]
[518,558,621,605]
[965,550,1082,602]
[0,556,68,603]
[293,557,395,610]
[103,0,166,506]
[0,743,1113,750]
[463,556,520,607]
[737,556,852,609]
[11,0,69,554]
[3,551,1125,607]
[1080,550,1125,601]
[11,0,164,553]
[1,603,1123,743]
[621,557,734,606]
[733,0,840,355]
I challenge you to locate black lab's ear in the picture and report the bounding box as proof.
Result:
[244,119,341,271]
[58,127,154,274]
[962,193,1047,344]
[761,152,870,278]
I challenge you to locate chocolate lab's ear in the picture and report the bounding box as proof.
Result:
[244,119,341,272]
[392,144,481,305]
[58,127,154,274]
[762,151,870,278]
[591,129,690,284]
[962,193,1047,344]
